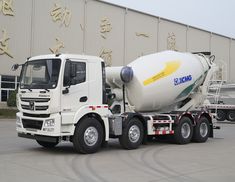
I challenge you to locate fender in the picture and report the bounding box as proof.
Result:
[175,111,194,125]
[121,112,147,143]
[121,112,146,125]
[73,105,110,141]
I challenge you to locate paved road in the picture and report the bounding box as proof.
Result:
[0,119,235,182]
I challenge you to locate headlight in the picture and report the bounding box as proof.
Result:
[16,116,22,128]
[16,94,19,108]
[16,116,20,124]
[44,119,55,127]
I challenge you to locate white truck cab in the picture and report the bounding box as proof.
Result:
[16,54,110,153]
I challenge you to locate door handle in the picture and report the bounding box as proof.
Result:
[80,96,88,102]
[62,88,69,94]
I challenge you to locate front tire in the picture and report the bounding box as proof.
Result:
[119,118,144,150]
[174,116,193,144]
[73,118,103,154]
[192,116,210,143]
[36,140,58,148]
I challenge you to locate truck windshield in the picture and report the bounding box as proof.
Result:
[20,59,61,89]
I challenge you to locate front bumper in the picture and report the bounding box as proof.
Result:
[16,112,62,137]
[18,133,58,143]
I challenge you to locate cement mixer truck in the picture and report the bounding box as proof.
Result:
[13,50,219,154]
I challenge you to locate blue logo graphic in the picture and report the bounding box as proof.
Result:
[174,75,192,86]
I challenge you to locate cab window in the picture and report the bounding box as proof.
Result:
[63,61,86,87]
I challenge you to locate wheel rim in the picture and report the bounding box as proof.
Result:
[128,125,140,143]
[181,123,191,139]
[84,126,98,146]
[200,122,208,138]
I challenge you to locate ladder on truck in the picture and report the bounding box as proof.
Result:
[205,59,227,119]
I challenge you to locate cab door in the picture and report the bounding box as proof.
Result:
[61,59,89,124]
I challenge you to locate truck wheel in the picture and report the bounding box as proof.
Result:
[174,117,193,144]
[216,110,226,121]
[73,118,103,154]
[192,116,210,143]
[119,118,144,150]
[36,140,58,148]
[227,110,235,121]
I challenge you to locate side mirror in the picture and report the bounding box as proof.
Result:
[11,64,19,71]
[70,63,77,78]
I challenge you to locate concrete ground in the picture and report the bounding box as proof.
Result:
[0,119,235,182]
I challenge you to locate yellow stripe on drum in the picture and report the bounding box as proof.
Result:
[143,60,181,86]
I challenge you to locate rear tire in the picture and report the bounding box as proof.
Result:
[36,140,58,148]
[73,118,103,154]
[216,110,226,121]
[226,110,235,122]
[119,118,144,150]
[174,116,193,144]
[192,116,210,143]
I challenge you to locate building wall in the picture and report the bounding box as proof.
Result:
[0,0,234,101]
[158,19,187,52]
[32,0,85,56]
[85,1,125,66]
[187,27,211,52]
[230,40,235,82]
[124,10,158,65]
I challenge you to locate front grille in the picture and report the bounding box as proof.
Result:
[23,113,50,118]
[22,119,43,130]
[20,97,50,111]
[35,106,49,111]
[21,104,30,110]
[21,98,50,102]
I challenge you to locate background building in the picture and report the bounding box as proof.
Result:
[0,0,234,103]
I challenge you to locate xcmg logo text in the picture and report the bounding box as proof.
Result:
[174,75,192,86]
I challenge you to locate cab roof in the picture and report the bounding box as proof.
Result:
[28,54,104,63]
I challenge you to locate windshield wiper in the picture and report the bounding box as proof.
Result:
[43,88,50,92]
[27,82,34,92]
[20,83,32,91]
[39,89,50,93]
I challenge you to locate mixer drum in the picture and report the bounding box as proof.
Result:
[126,51,210,112]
